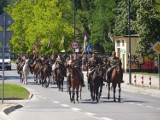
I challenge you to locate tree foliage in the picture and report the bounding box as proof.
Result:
[2,0,160,58]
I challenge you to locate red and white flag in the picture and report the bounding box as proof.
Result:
[47,40,50,48]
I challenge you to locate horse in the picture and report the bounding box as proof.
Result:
[32,60,41,84]
[22,59,30,85]
[107,60,123,102]
[41,62,51,88]
[88,65,104,102]
[68,66,82,103]
[17,60,24,83]
[54,62,66,91]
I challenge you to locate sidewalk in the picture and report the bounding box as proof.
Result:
[122,73,160,97]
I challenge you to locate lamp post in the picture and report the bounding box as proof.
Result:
[128,0,132,84]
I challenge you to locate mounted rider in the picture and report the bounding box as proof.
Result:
[54,54,66,77]
[106,51,124,83]
[71,54,85,87]
[88,52,103,77]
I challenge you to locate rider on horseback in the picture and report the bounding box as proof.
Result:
[106,51,124,83]
[54,54,66,77]
[71,54,85,87]
[88,52,103,77]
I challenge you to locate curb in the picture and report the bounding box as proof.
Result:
[0,93,33,120]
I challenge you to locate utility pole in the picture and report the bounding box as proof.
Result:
[128,0,132,84]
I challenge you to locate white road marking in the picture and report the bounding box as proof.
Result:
[84,112,95,116]
[128,102,134,104]
[71,107,81,111]
[137,104,143,106]
[53,101,60,104]
[146,106,153,108]
[100,117,113,120]
[60,104,70,107]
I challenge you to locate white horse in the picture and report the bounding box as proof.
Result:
[22,59,30,84]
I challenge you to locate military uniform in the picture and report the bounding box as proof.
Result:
[88,55,103,75]
[107,53,124,83]
[71,57,85,87]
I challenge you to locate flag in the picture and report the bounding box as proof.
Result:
[32,44,36,51]
[83,35,87,52]
[47,39,50,48]
[38,38,41,49]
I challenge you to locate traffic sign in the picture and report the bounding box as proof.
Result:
[86,45,92,52]
[153,41,160,54]
[0,12,14,30]
[72,41,79,49]
[0,31,14,45]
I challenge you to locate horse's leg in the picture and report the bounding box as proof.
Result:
[108,83,110,100]
[76,86,79,103]
[113,85,116,102]
[68,86,72,102]
[72,86,75,103]
[95,86,99,102]
[61,77,64,92]
[118,83,121,102]
[79,86,82,100]
[45,75,50,88]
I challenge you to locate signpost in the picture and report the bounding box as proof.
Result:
[71,41,79,49]
[153,41,160,89]
[0,12,14,103]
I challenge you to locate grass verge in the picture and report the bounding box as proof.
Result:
[0,84,30,100]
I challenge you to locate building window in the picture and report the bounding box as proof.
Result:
[122,40,124,46]
[117,40,120,46]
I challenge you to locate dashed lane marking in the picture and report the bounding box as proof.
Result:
[71,107,81,111]
[146,106,153,109]
[52,101,60,104]
[100,117,113,120]
[137,104,143,106]
[60,104,70,107]
[84,112,96,116]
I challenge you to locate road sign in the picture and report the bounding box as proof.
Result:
[153,41,160,54]
[72,41,79,49]
[0,12,14,30]
[0,31,14,45]
[86,45,92,52]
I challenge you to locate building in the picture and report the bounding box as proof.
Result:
[111,34,157,73]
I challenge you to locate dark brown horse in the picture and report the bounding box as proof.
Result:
[68,66,82,103]
[88,65,104,102]
[17,60,24,83]
[41,63,51,88]
[32,60,41,84]
[54,62,66,91]
[107,60,123,102]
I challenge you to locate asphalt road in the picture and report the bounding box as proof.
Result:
[1,64,160,120]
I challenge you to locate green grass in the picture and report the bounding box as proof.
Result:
[0,84,30,100]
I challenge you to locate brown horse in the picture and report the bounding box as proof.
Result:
[88,65,104,103]
[68,66,82,103]
[32,60,41,84]
[54,62,66,91]
[17,60,24,83]
[41,64,51,88]
[107,60,123,102]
